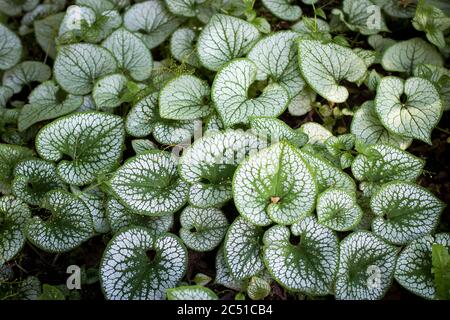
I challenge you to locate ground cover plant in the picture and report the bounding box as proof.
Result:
[0,0,449,301]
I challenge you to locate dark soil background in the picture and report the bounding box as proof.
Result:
[1,0,449,300]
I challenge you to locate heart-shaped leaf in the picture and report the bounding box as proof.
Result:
[317,188,363,231]
[261,0,302,21]
[92,73,128,109]
[0,144,34,193]
[159,74,211,120]
[212,58,289,127]
[381,38,443,74]
[100,227,187,300]
[123,0,183,49]
[2,61,51,94]
[0,23,22,70]
[335,231,398,300]
[170,27,201,67]
[167,285,218,300]
[54,43,117,95]
[215,246,244,291]
[18,80,83,131]
[370,181,445,245]
[110,150,188,216]
[332,0,389,35]
[102,28,153,81]
[298,149,355,193]
[395,233,450,299]
[351,101,412,149]
[298,40,367,103]
[247,276,271,300]
[25,189,93,253]
[0,196,31,265]
[179,206,228,252]
[12,159,65,206]
[106,198,173,236]
[250,117,308,147]
[179,129,266,208]
[233,141,316,226]
[351,143,424,188]
[263,217,339,295]
[35,112,125,186]
[375,76,442,144]
[224,217,265,281]
[197,14,260,71]
[247,31,305,102]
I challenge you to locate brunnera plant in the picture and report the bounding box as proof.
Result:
[0,0,449,301]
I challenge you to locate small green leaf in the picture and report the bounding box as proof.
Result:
[100,227,187,300]
[36,112,125,186]
[167,285,218,300]
[197,14,260,71]
[412,0,450,48]
[247,276,271,300]
[233,141,316,226]
[179,206,228,252]
[263,217,339,295]
[212,58,289,127]
[110,150,188,216]
[38,284,65,301]
[370,181,445,245]
[0,196,31,265]
[375,76,442,144]
[25,189,93,253]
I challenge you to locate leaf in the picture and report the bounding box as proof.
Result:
[432,240,450,300]
[38,284,65,301]
[167,285,218,300]
[351,101,412,150]
[18,80,83,131]
[17,276,41,300]
[261,0,302,21]
[215,246,244,291]
[0,0,39,16]
[335,231,398,300]
[374,76,442,144]
[298,40,367,103]
[395,234,450,299]
[54,43,117,95]
[123,0,183,49]
[164,0,207,17]
[0,144,34,193]
[413,64,450,111]
[381,38,443,74]
[179,206,228,252]
[131,139,157,155]
[0,196,31,265]
[292,17,330,33]
[25,189,93,253]
[247,276,271,300]
[372,0,417,18]
[413,0,450,48]
[106,198,173,236]
[35,112,125,186]
[0,23,22,70]
[92,73,128,109]
[100,227,187,300]
[287,87,316,116]
[263,217,339,295]
[197,14,260,71]
[179,129,266,208]
[34,12,64,59]
[250,117,308,147]
[233,141,316,226]
[298,149,355,193]
[76,187,110,234]
[159,75,212,120]
[247,31,306,101]
[370,181,445,245]
[224,217,265,281]
[351,143,424,190]
[299,122,333,145]
[110,150,188,216]
[170,27,201,67]
[2,61,51,94]
[317,188,363,231]
[332,0,388,35]
[212,58,289,127]
[102,28,153,82]
[153,120,195,145]
[12,159,65,206]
